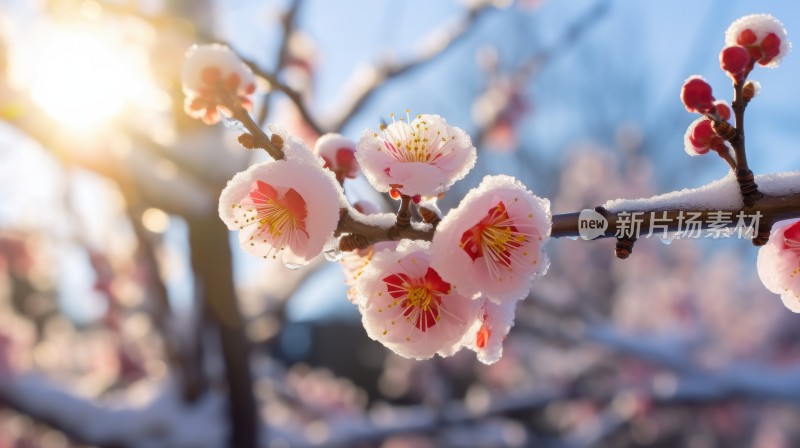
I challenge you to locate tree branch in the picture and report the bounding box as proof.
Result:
[327,2,494,132]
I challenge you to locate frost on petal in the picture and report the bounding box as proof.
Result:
[218,158,343,267]
[356,114,476,197]
[460,298,517,365]
[314,133,359,182]
[182,44,256,121]
[757,219,800,312]
[430,175,551,305]
[357,240,480,360]
[725,14,791,68]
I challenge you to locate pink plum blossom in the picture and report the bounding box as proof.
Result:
[356,113,476,197]
[313,133,359,183]
[355,241,480,360]
[460,298,517,365]
[757,219,800,312]
[218,157,342,267]
[182,44,256,124]
[726,14,791,68]
[430,175,550,304]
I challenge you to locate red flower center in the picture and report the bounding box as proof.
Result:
[383,267,451,332]
[460,201,526,267]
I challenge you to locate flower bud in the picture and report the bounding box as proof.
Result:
[681,76,715,114]
[719,45,751,81]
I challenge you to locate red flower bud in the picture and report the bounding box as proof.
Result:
[759,32,782,65]
[681,76,715,114]
[713,101,731,121]
[689,119,715,149]
[719,46,751,81]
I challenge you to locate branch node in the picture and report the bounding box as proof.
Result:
[752,218,773,247]
[339,234,371,252]
[418,206,441,228]
[396,195,413,227]
[712,119,738,142]
[615,237,636,260]
[736,168,763,207]
[237,133,258,150]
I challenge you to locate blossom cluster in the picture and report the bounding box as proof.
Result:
[680,14,789,157]
[182,13,798,362]
[182,48,552,363]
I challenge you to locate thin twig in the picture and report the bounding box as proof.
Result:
[327,3,495,132]
[257,0,305,126]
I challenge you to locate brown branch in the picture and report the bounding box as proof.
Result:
[730,76,763,206]
[334,183,800,253]
[328,3,494,132]
[549,191,799,239]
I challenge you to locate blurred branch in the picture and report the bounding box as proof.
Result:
[473,1,610,147]
[256,0,305,126]
[588,324,800,403]
[0,375,224,448]
[187,214,259,448]
[315,388,563,447]
[327,2,495,133]
[97,0,324,136]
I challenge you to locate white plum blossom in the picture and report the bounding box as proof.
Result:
[460,298,517,365]
[182,44,256,124]
[218,157,342,267]
[431,175,551,304]
[356,113,476,197]
[313,133,359,183]
[757,219,800,312]
[725,14,791,68]
[355,240,480,360]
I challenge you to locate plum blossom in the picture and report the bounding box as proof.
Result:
[356,241,480,360]
[430,175,551,304]
[218,157,342,267]
[356,113,476,197]
[313,133,359,183]
[182,44,256,124]
[460,298,517,365]
[757,219,800,312]
[725,14,791,68]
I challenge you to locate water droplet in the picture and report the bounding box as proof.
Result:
[323,247,343,262]
[660,235,673,245]
[220,110,246,132]
[284,262,302,270]
[567,236,578,241]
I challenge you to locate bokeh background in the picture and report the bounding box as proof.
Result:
[1,0,799,447]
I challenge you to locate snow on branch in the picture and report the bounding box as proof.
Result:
[0,375,225,448]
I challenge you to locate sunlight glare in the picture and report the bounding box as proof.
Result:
[29,26,145,128]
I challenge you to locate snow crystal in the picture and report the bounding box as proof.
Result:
[725,14,791,68]
[603,171,800,213]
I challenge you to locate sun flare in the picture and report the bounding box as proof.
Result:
[25,24,151,129]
